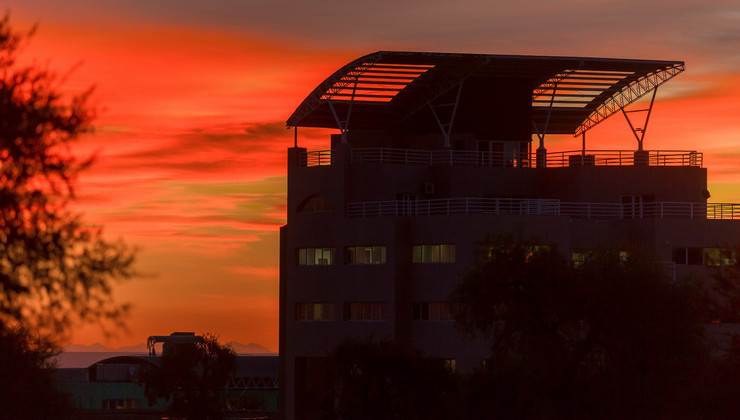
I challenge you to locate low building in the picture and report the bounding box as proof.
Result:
[54,333,278,419]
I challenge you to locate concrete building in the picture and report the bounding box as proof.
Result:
[279,51,740,419]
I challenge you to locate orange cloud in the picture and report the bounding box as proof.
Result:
[7,5,740,351]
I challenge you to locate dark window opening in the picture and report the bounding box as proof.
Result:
[345,302,387,321]
[412,302,453,321]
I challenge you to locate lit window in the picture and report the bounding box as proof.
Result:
[412,302,454,321]
[345,302,387,321]
[297,247,336,265]
[346,246,387,264]
[412,244,455,263]
[571,250,588,268]
[295,303,335,321]
[703,248,737,267]
[524,245,551,262]
[443,359,456,373]
[619,251,630,263]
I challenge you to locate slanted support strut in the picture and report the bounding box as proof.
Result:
[621,87,658,151]
[326,75,360,144]
[429,82,464,148]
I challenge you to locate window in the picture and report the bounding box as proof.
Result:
[412,302,453,321]
[298,247,335,266]
[295,303,335,321]
[346,246,386,264]
[443,359,456,373]
[412,244,455,263]
[672,247,687,265]
[619,251,631,263]
[571,250,588,268]
[703,248,737,267]
[621,195,656,218]
[687,247,703,265]
[672,247,703,266]
[345,302,386,321]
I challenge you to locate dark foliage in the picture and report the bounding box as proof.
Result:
[0,15,135,418]
[451,235,735,419]
[331,337,460,420]
[706,247,740,323]
[0,327,72,419]
[0,15,134,342]
[139,334,238,420]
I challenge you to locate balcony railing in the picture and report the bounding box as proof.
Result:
[348,148,702,168]
[347,198,740,220]
[299,150,333,167]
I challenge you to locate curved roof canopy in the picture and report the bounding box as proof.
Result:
[287,51,684,136]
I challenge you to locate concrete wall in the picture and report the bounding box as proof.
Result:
[279,141,737,420]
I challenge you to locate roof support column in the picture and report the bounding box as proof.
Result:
[429,82,464,148]
[581,131,586,157]
[533,83,558,168]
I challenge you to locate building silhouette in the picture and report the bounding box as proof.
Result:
[54,332,279,419]
[279,51,740,419]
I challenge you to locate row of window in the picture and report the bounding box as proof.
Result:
[295,302,454,321]
[571,248,737,268]
[347,246,387,264]
[297,245,456,266]
[299,245,736,268]
[412,244,456,263]
[671,247,737,266]
[571,250,630,269]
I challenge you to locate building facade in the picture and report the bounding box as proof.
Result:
[54,333,279,419]
[279,51,740,419]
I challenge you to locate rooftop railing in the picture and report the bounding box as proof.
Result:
[350,148,702,168]
[300,148,703,168]
[347,198,740,220]
[546,150,702,167]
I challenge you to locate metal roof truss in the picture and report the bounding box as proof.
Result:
[575,63,684,136]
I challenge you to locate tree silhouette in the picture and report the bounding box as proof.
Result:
[139,334,238,420]
[452,235,714,419]
[0,15,134,342]
[0,326,73,418]
[331,337,460,420]
[0,15,135,417]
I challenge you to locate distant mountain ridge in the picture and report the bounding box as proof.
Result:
[64,341,274,354]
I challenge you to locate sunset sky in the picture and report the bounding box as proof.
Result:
[6,0,740,351]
